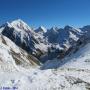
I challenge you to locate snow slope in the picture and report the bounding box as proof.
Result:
[1,68,90,90]
[41,42,90,69]
[0,35,40,72]
[61,43,90,69]
[0,42,90,90]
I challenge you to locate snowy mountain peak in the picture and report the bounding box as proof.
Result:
[49,27,59,34]
[64,25,73,30]
[10,19,32,32]
[64,25,82,34]
[35,26,47,33]
[50,27,59,31]
[11,19,26,26]
[81,25,90,31]
[39,26,47,32]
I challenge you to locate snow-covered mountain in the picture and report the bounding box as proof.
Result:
[0,19,49,60]
[0,19,90,90]
[0,35,90,90]
[0,19,89,62]
[0,19,35,52]
[0,34,41,71]
[35,26,47,34]
[39,25,85,62]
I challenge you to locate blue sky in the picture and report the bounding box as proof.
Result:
[0,0,90,28]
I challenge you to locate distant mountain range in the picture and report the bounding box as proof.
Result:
[0,19,90,64]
